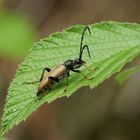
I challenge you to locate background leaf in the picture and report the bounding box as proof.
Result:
[0,137,9,140]
[116,64,140,85]
[0,11,35,59]
[1,21,140,135]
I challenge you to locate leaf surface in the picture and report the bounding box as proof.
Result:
[1,21,140,135]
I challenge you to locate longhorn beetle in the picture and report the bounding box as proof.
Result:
[25,26,93,96]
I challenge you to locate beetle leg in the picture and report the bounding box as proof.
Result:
[23,81,40,84]
[70,69,93,80]
[48,76,60,83]
[48,83,51,90]
[59,71,70,80]
[24,67,51,84]
[64,76,69,92]
[40,67,51,81]
[83,63,97,71]
[67,71,70,77]
[83,64,92,71]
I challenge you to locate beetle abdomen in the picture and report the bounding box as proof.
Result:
[37,64,67,96]
[49,64,67,78]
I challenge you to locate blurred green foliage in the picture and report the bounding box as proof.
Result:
[116,64,140,85]
[0,137,9,140]
[0,11,36,59]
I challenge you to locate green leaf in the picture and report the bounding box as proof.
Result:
[0,137,9,140]
[116,64,140,85]
[1,21,140,135]
[0,11,35,59]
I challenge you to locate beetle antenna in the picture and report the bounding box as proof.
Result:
[81,45,91,59]
[79,26,91,61]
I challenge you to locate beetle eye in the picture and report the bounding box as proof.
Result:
[77,60,81,64]
[74,58,79,63]
[80,60,85,64]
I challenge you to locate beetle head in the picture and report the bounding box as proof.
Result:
[73,58,85,69]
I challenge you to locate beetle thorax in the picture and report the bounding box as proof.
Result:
[64,58,85,70]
